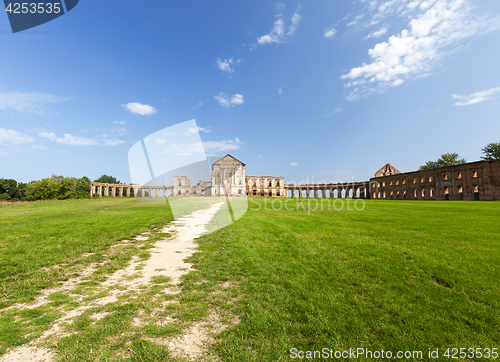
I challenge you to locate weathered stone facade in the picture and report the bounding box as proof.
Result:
[211,155,246,197]
[369,160,500,201]
[246,176,285,197]
[173,176,211,197]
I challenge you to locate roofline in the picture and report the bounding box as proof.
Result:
[213,154,246,166]
[370,159,500,179]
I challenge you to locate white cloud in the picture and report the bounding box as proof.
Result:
[288,10,301,35]
[184,126,211,135]
[216,58,241,73]
[342,0,500,100]
[256,5,301,45]
[56,134,99,146]
[122,102,157,116]
[278,88,283,94]
[104,139,125,146]
[191,101,203,110]
[38,131,57,140]
[326,107,343,117]
[347,21,358,26]
[290,162,298,166]
[0,128,34,144]
[452,87,500,106]
[37,127,127,149]
[365,27,387,39]
[31,144,49,151]
[214,93,244,107]
[0,91,68,114]
[114,121,127,125]
[257,155,263,158]
[324,27,337,39]
[111,127,128,136]
[203,138,244,152]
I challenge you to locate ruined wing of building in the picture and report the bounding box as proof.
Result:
[90,155,500,201]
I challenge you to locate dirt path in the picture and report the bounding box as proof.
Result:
[0,202,225,362]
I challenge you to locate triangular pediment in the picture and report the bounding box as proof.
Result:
[374,163,401,177]
[213,154,245,166]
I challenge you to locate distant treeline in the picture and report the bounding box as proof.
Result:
[0,175,122,202]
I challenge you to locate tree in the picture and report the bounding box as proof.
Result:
[481,142,500,161]
[94,175,121,184]
[25,177,60,200]
[0,179,22,200]
[419,153,466,171]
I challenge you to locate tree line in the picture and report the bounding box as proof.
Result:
[419,142,500,171]
[0,175,123,202]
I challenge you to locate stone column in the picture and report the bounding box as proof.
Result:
[90,185,94,197]
[156,188,160,197]
[126,187,131,197]
[104,186,109,197]
[112,187,116,197]
[118,187,123,197]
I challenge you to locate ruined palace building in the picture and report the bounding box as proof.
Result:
[91,154,500,201]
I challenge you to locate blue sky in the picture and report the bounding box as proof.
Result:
[1,0,500,184]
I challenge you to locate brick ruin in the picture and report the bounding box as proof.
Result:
[369,160,500,201]
[90,155,500,201]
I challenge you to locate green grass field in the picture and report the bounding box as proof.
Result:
[1,198,499,361]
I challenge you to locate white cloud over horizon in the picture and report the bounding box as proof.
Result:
[38,130,125,147]
[256,4,301,45]
[324,27,337,39]
[214,93,244,107]
[365,27,387,39]
[290,162,298,166]
[342,0,500,100]
[0,91,68,114]
[452,87,500,106]
[55,134,99,146]
[191,101,203,110]
[216,58,241,73]
[0,128,35,145]
[185,126,211,135]
[203,137,244,153]
[122,102,157,116]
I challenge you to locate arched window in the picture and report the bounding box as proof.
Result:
[422,189,425,197]
[260,191,264,197]
[277,191,280,197]
[414,189,417,198]
[474,186,479,200]
[178,190,181,195]
[430,188,434,197]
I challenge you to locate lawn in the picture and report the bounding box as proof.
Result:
[0,197,499,361]
[185,198,500,360]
